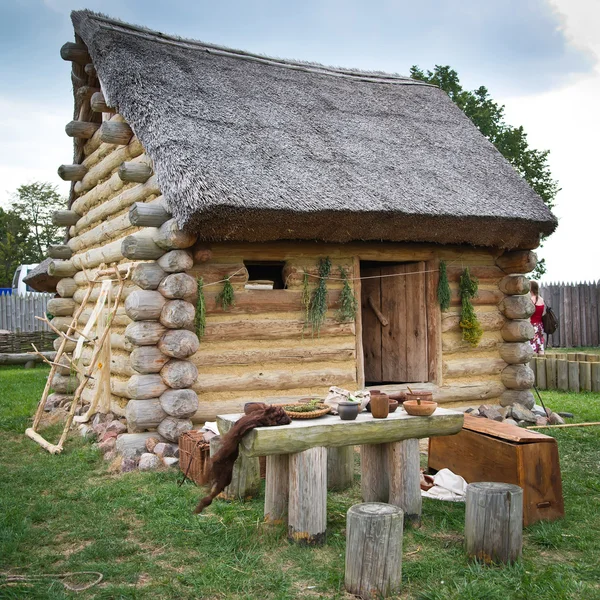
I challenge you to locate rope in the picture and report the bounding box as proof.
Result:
[0,571,103,592]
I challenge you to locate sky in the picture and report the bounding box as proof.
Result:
[0,0,598,283]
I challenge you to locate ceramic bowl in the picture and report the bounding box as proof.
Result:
[388,399,399,413]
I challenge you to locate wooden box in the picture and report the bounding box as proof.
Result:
[428,415,564,526]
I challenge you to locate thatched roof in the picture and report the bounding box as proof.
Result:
[71,10,557,249]
[22,259,60,293]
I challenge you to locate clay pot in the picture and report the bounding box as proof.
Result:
[370,394,390,419]
[403,400,438,416]
[388,391,406,403]
[388,399,399,413]
[338,401,360,421]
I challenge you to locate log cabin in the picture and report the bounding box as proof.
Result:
[41,10,557,445]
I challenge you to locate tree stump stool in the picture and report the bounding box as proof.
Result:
[209,436,261,501]
[345,503,404,599]
[465,482,523,564]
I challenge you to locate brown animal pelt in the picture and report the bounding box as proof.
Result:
[194,404,291,514]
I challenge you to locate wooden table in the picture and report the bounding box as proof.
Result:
[217,408,463,544]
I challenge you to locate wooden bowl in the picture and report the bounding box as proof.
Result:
[403,400,437,416]
[388,399,399,413]
[405,391,433,404]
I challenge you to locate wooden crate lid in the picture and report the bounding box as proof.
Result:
[463,414,555,444]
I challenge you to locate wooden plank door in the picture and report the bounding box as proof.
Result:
[361,262,428,383]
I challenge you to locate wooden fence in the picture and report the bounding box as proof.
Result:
[531,354,600,393]
[0,293,53,332]
[539,282,600,348]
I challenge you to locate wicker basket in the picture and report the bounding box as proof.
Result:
[179,431,268,484]
[275,403,331,419]
[178,430,210,485]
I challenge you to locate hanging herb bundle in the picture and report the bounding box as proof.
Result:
[437,260,451,311]
[336,266,358,323]
[308,257,331,336]
[459,267,483,347]
[301,272,311,332]
[216,276,235,311]
[195,277,206,339]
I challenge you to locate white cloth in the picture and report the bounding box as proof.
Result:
[421,468,468,502]
[324,386,370,414]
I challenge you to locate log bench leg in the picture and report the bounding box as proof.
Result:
[327,446,354,491]
[386,438,422,527]
[288,446,327,545]
[361,443,389,502]
[264,454,289,524]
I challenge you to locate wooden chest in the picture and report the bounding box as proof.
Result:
[428,415,564,526]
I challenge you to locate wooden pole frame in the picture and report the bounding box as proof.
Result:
[25,267,129,454]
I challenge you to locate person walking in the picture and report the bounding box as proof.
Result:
[529,281,545,355]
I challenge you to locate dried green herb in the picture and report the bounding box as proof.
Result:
[437,260,451,311]
[216,276,235,311]
[459,267,483,346]
[195,276,206,339]
[336,266,357,322]
[301,272,311,331]
[308,257,331,336]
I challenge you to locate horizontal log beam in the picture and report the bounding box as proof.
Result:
[65,120,100,139]
[445,265,505,283]
[203,319,355,342]
[450,289,503,307]
[84,63,96,78]
[90,91,115,113]
[129,202,171,227]
[99,121,133,145]
[192,342,355,367]
[57,164,87,181]
[47,260,77,278]
[52,210,80,227]
[118,161,152,183]
[56,278,77,298]
[499,275,530,296]
[121,235,165,260]
[443,358,507,378]
[0,351,56,365]
[48,245,73,260]
[441,311,505,334]
[60,42,90,64]
[47,298,76,317]
[193,367,356,393]
[496,251,537,274]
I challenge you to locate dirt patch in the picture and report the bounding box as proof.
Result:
[63,540,93,558]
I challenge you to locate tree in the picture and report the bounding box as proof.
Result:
[410,65,559,278]
[11,182,65,262]
[0,208,36,288]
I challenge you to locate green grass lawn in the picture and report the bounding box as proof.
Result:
[546,347,600,355]
[1,365,599,599]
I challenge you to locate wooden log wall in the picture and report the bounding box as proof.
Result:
[184,244,537,421]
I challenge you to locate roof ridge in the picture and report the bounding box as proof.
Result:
[74,10,435,87]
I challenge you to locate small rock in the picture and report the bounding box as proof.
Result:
[100,431,119,443]
[103,450,117,462]
[145,436,161,453]
[92,423,107,438]
[163,457,179,468]
[78,424,94,439]
[535,416,549,426]
[91,413,104,428]
[479,404,503,421]
[138,453,160,471]
[121,457,138,473]
[504,418,518,427]
[558,412,574,419]
[469,409,480,417]
[465,408,474,413]
[98,437,116,454]
[510,404,538,424]
[497,407,508,418]
[173,447,180,459]
[105,420,127,435]
[153,442,176,458]
[548,412,566,425]
[531,404,547,417]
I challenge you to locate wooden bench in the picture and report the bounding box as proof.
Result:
[429,414,564,526]
[218,408,464,544]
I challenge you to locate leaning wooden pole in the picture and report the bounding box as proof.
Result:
[30,282,94,431]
